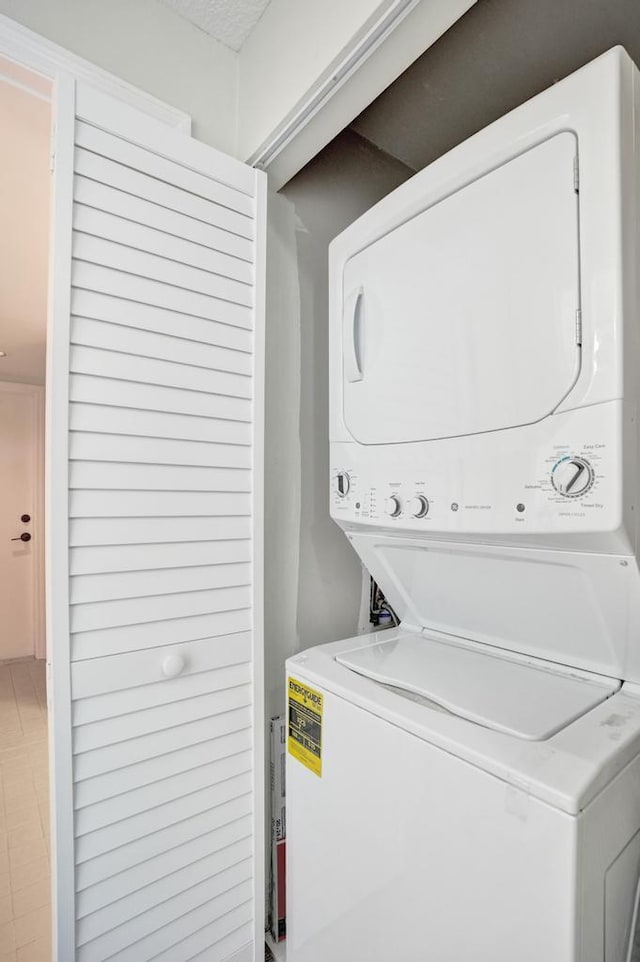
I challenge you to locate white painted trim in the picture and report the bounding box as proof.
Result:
[0,13,191,134]
[0,381,45,660]
[252,167,267,961]
[248,0,421,170]
[253,0,477,190]
[46,70,76,962]
[33,387,45,661]
[0,68,49,102]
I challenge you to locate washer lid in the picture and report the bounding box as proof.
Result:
[336,633,620,740]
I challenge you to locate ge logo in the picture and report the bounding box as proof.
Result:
[451,502,459,512]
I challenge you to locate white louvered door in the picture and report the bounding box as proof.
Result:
[47,76,265,962]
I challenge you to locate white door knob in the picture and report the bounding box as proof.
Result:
[162,654,185,678]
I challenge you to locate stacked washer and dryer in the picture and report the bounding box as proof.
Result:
[285,47,640,962]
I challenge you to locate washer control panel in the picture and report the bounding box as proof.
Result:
[330,431,617,534]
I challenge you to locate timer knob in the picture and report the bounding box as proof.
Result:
[384,495,401,518]
[551,457,594,497]
[335,471,350,498]
[408,495,429,518]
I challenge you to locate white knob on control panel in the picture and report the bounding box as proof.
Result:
[408,495,429,518]
[551,457,594,497]
[384,495,401,517]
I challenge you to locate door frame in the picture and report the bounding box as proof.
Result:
[0,380,45,659]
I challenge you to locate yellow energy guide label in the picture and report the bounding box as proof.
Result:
[288,677,323,777]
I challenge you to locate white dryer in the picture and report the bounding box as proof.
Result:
[286,47,640,962]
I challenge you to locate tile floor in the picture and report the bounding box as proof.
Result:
[0,660,50,962]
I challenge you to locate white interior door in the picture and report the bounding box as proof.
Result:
[342,132,581,444]
[47,75,265,962]
[0,384,42,660]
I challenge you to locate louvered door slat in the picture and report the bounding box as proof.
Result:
[73,261,252,327]
[73,662,252,724]
[77,838,254,945]
[70,288,254,351]
[72,609,252,660]
[74,148,254,238]
[70,536,251,575]
[69,432,252,468]
[71,317,253,373]
[77,818,252,926]
[71,630,252,697]
[70,584,251,632]
[152,909,253,962]
[48,77,263,962]
[70,462,251,492]
[70,561,252,603]
[75,120,255,215]
[69,515,252,546]
[77,752,251,828]
[73,204,253,283]
[70,345,252,397]
[73,233,254,306]
[69,489,250,517]
[74,176,254,261]
[69,371,252,420]
[75,731,252,809]
[75,788,253,881]
[69,403,253,444]
[78,880,254,962]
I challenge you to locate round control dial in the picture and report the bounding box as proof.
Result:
[408,495,429,518]
[551,457,594,498]
[384,495,401,518]
[335,471,350,498]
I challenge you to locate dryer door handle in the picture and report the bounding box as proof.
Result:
[344,287,364,383]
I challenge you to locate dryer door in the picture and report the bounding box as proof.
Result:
[342,132,581,445]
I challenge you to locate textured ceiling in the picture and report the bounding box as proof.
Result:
[159,0,271,51]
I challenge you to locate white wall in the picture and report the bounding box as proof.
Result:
[265,131,413,721]
[0,0,477,170]
[0,0,238,152]
[353,0,640,173]
[0,63,50,385]
[264,190,302,720]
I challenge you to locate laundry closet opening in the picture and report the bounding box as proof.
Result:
[0,53,52,960]
[264,0,640,952]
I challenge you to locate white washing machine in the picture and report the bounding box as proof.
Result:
[286,47,640,962]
